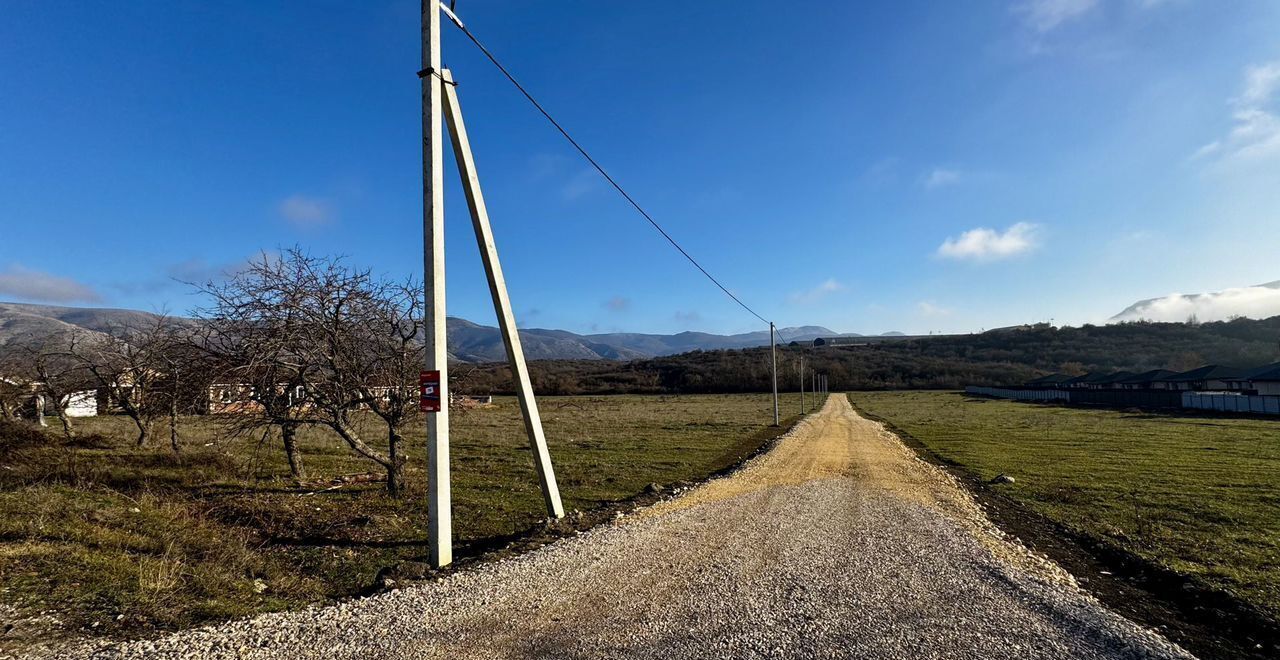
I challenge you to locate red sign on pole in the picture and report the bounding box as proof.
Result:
[420,370,441,413]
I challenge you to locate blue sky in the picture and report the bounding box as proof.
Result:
[2,0,1278,336]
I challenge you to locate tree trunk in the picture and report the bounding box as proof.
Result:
[168,369,181,453]
[35,394,47,428]
[282,422,305,481]
[328,415,394,491]
[130,414,149,446]
[169,396,180,453]
[387,426,406,497]
[55,407,75,440]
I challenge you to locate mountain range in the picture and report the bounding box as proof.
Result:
[9,279,1275,362]
[0,301,866,362]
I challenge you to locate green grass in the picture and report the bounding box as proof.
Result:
[0,394,790,645]
[847,390,1280,621]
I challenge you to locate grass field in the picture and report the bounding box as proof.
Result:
[847,390,1280,622]
[0,394,792,646]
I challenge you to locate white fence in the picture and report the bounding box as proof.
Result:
[965,386,1069,402]
[966,385,1280,416]
[1183,392,1280,415]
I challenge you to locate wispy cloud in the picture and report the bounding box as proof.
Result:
[789,279,846,304]
[937,222,1042,262]
[923,168,963,189]
[166,253,266,285]
[1111,281,1280,323]
[1015,0,1099,32]
[562,168,600,201]
[278,194,337,228]
[603,296,630,312]
[1015,0,1172,35]
[1193,61,1280,165]
[862,157,901,186]
[0,264,102,304]
[917,301,953,317]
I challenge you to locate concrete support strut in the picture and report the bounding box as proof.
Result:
[442,69,566,520]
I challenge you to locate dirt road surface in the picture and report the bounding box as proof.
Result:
[46,396,1192,659]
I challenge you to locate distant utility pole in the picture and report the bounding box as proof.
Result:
[770,323,779,426]
[421,0,564,569]
[799,355,805,415]
[812,371,817,410]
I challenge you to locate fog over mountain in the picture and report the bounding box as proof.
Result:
[1111,280,1280,324]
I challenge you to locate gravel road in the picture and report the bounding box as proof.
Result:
[40,396,1193,659]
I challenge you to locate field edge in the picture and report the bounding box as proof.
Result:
[846,391,1280,660]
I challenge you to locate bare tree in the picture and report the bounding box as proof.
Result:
[70,317,177,447]
[355,280,424,495]
[0,355,32,422]
[195,302,314,482]
[19,331,97,440]
[196,249,423,495]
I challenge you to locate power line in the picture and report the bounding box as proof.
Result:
[444,17,773,328]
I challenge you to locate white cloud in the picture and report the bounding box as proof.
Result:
[278,195,336,228]
[1193,61,1280,165]
[917,301,953,317]
[936,222,1042,262]
[1239,62,1280,107]
[789,279,846,304]
[1016,0,1099,32]
[0,264,102,304]
[1111,281,1280,323]
[923,168,962,189]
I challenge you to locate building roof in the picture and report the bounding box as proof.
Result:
[1061,373,1114,386]
[1096,371,1136,384]
[1162,365,1245,382]
[1118,369,1178,384]
[1025,373,1073,385]
[1230,362,1280,382]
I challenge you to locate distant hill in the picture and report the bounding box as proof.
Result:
[458,315,1280,395]
[7,301,1280,393]
[0,302,853,362]
[0,302,201,349]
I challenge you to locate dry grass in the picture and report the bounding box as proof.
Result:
[0,394,791,648]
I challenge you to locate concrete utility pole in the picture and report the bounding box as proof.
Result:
[442,68,564,519]
[770,323,779,426]
[421,0,450,569]
[812,372,817,410]
[420,1,564,569]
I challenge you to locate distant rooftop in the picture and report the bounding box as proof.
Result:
[1163,365,1245,382]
